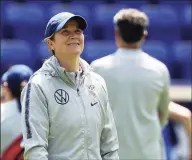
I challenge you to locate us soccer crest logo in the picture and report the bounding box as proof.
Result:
[88,85,97,98]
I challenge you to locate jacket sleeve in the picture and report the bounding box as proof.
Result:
[100,81,119,160]
[21,81,49,159]
[158,66,170,127]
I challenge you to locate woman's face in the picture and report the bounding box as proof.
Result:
[48,19,84,58]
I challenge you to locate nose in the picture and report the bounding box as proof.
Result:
[69,31,77,39]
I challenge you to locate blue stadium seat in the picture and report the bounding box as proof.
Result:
[172,41,191,79]
[49,3,89,19]
[140,5,180,42]
[71,1,104,8]
[181,5,192,40]
[119,1,147,8]
[183,5,192,26]
[140,5,178,27]
[1,1,15,39]
[27,1,60,10]
[142,41,173,76]
[94,4,127,24]
[38,42,51,60]
[83,41,116,63]
[30,42,52,70]
[3,3,46,45]
[1,1,9,20]
[160,1,191,11]
[93,4,127,40]
[143,41,168,63]
[1,40,35,75]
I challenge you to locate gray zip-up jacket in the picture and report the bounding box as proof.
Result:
[21,56,119,160]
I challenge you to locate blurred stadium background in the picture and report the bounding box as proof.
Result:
[1,0,191,158]
[1,0,192,79]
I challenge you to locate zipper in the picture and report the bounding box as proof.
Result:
[76,73,81,96]
[77,88,80,96]
[76,73,89,159]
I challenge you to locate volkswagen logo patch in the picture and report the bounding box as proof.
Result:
[54,89,69,105]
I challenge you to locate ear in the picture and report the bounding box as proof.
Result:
[20,80,28,89]
[114,30,119,38]
[46,39,54,50]
[114,30,121,41]
[143,30,148,37]
[3,81,8,87]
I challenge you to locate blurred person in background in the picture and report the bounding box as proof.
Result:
[91,8,192,160]
[1,64,33,159]
[167,102,191,160]
[91,8,170,160]
[20,12,119,159]
[1,86,5,103]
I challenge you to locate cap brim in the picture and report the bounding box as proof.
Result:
[56,15,87,32]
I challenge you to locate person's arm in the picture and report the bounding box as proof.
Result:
[158,67,170,127]
[169,101,191,159]
[100,100,119,160]
[21,81,49,159]
[99,79,119,160]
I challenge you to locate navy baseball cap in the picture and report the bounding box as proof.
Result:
[1,65,33,96]
[44,12,87,40]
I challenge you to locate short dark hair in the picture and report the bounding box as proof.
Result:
[113,8,149,43]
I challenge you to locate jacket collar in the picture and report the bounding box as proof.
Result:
[39,56,91,87]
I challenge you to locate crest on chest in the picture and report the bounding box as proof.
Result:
[87,84,97,98]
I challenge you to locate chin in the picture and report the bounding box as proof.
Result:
[69,50,82,56]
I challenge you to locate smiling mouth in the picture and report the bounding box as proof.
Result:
[67,43,80,45]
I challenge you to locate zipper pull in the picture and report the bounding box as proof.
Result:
[77,88,80,95]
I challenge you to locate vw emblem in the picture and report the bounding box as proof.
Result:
[54,89,69,105]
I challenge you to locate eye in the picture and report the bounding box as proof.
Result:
[75,29,83,34]
[61,30,69,35]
